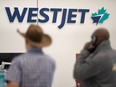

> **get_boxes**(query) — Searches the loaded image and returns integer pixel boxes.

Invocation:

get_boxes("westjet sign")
[5,7,110,29]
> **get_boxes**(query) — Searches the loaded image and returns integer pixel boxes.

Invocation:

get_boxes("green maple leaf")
[98,7,106,15]
[92,13,97,16]
[91,7,110,23]
[99,13,110,23]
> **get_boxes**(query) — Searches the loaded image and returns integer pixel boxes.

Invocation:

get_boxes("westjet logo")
[5,7,109,29]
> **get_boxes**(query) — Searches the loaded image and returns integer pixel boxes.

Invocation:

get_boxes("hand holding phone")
[91,35,97,45]
[84,42,95,53]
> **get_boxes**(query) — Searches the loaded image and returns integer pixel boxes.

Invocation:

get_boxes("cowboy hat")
[17,24,52,48]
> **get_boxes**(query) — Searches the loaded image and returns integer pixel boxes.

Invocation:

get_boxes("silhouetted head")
[17,24,52,50]
[91,28,110,46]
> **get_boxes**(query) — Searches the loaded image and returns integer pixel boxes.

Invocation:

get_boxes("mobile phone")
[91,35,96,45]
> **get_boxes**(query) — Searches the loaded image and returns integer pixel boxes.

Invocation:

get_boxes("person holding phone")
[73,28,116,87]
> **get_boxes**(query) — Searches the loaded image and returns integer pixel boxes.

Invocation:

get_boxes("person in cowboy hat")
[5,24,56,87]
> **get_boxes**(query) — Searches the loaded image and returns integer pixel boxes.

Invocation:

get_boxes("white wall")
[0,0,116,87]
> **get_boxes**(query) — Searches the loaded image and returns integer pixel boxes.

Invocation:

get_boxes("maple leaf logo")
[91,7,110,24]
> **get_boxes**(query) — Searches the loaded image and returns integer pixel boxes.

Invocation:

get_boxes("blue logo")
[5,7,89,29]
[5,7,110,29]
[91,7,110,24]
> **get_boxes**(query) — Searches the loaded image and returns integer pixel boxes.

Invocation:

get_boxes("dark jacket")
[73,40,116,87]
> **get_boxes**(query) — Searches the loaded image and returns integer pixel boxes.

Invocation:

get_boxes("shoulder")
[45,54,55,63]
[111,49,116,55]
[43,54,56,67]
[91,51,112,66]
[11,53,27,65]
